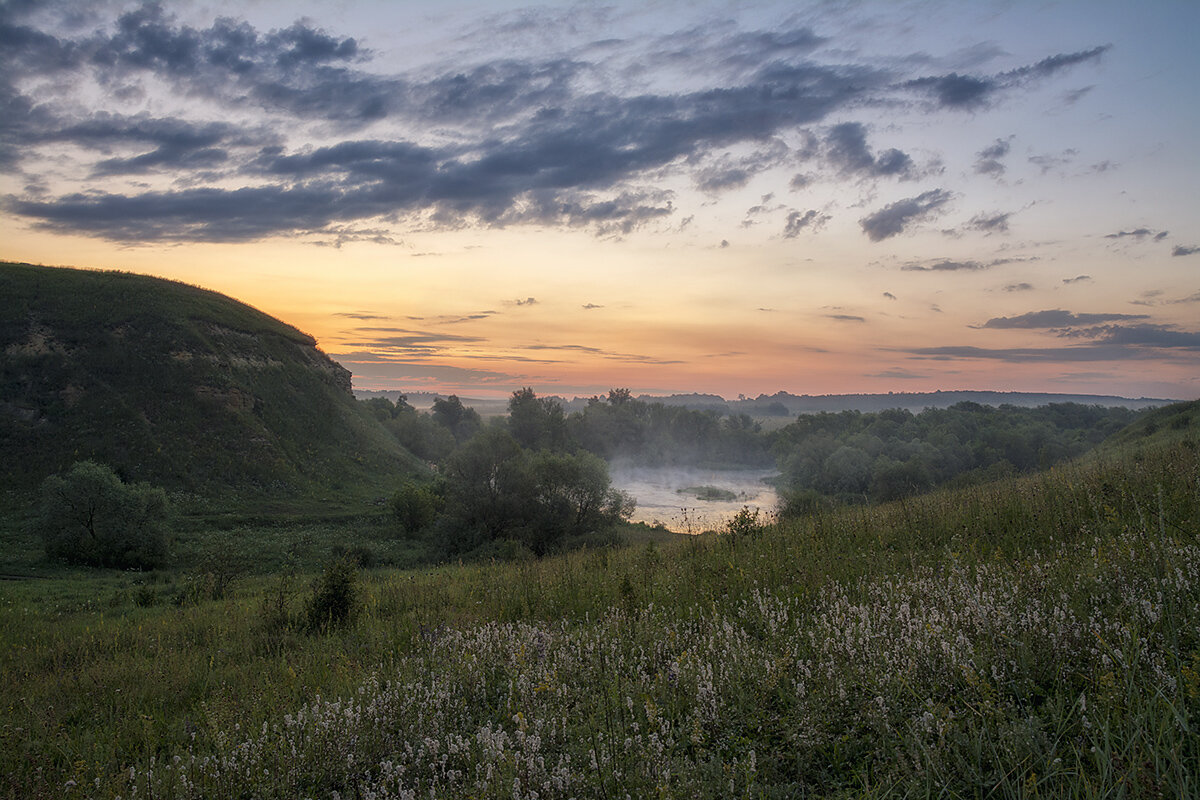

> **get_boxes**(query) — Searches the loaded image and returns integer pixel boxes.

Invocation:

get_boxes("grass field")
[1,428,1197,797]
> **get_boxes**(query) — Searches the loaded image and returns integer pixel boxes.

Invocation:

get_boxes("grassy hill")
[0,262,423,509]
[1095,397,1199,451]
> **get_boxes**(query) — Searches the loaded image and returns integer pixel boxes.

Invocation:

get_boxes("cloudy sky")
[3,0,1198,399]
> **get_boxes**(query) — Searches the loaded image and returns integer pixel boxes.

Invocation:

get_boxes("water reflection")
[609,465,779,533]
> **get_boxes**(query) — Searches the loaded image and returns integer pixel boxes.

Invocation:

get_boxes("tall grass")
[1,438,1196,798]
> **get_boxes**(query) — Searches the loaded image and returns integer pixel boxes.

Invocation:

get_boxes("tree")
[35,460,169,569]
[431,395,483,443]
[442,428,532,549]
[440,431,633,556]
[525,450,634,552]
[507,387,566,451]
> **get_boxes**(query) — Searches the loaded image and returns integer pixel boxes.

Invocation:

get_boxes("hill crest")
[1,262,419,505]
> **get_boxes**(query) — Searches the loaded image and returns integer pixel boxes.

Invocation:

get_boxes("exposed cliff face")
[0,262,420,502]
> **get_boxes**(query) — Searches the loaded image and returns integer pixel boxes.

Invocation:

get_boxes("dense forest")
[361,388,1144,555]
[769,402,1140,509]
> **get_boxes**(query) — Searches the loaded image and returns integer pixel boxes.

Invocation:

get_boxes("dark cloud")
[1029,150,1076,174]
[5,107,269,177]
[980,309,1149,329]
[434,312,498,324]
[1011,47,1110,80]
[826,314,865,322]
[782,208,829,237]
[7,184,357,241]
[309,225,402,248]
[0,5,1111,242]
[789,173,814,190]
[334,312,387,320]
[1062,275,1092,284]
[902,73,994,109]
[582,303,603,310]
[1104,228,1166,240]
[902,259,984,272]
[822,122,914,179]
[329,352,524,386]
[974,136,1012,176]
[742,194,785,226]
[696,142,790,193]
[860,189,953,241]
[964,211,1011,234]
[1129,289,1164,307]
[902,321,1200,363]
[900,256,1023,272]
[339,329,484,358]
[1172,245,1200,256]
[1061,86,1094,105]
[1003,282,1034,292]
[902,46,1108,109]
[510,297,538,306]
[904,345,1112,363]
[647,24,828,77]
[1063,324,1200,349]
[867,368,927,379]
[523,343,683,365]
[882,291,896,300]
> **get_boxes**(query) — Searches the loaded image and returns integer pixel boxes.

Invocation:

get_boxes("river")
[609,464,779,533]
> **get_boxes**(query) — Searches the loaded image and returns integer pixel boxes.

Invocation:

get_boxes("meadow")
[2,423,1197,798]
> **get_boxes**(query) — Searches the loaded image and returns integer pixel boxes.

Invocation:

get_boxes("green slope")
[1095,396,1200,451]
[0,262,423,508]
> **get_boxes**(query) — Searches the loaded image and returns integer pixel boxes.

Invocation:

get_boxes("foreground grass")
[1,437,1197,798]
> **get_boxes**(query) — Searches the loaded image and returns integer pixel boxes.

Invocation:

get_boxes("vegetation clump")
[304,557,359,632]
[725,505,766,541]
[33,460,169,569]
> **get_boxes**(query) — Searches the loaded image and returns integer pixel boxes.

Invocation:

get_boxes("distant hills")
[728,390,1173,415]
[1,262,422,506]
[356,388,1174,417]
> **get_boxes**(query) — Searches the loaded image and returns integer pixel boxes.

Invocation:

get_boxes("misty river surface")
[609,465,779,533]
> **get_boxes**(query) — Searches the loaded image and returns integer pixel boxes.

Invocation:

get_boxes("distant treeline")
[364,390,1145,536]
[364,388,774,469]
[769,402,1141,511]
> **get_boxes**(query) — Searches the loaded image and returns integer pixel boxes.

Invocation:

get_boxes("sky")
[2,0,1198,400]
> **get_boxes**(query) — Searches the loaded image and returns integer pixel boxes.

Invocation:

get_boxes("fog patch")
[609,463,778,533]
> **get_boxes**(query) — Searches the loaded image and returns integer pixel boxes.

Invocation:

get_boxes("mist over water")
[609,463,779,533]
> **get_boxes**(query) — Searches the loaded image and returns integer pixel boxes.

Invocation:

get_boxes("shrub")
[725,505,766,541]
[34,460,169,569]
[305,557,358,632]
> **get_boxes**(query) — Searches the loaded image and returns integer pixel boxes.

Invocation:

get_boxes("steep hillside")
[1,262,423,506]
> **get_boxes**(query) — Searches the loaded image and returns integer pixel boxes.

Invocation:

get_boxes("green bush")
[34,460,169,569]
[304,558,358,633]
[725,505,766,541]
[391,480,442,536]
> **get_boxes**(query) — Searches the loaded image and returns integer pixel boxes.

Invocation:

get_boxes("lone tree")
[34,460,169,569]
